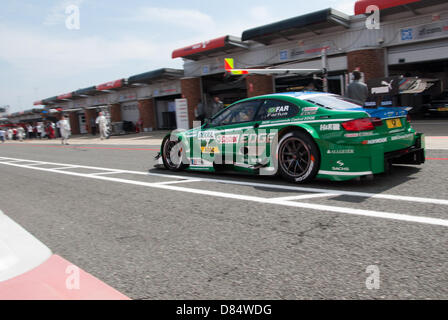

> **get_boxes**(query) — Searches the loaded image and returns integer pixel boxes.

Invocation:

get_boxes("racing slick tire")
[161,136,188,171]
[277,131,320,183]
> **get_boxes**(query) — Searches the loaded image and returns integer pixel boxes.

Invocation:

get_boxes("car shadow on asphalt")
[148,165,421,197]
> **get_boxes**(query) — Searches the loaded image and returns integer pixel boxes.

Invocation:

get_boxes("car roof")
[245,92,333,102]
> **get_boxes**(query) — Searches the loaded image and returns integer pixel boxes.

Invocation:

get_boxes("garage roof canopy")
[242,8,350,45]
[354,0,447,16]
[128,68,184,85]
[172,35,248,60]
[41,96,58,105]
[73,86,99,97]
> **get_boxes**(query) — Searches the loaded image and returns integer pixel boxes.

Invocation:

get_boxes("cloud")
[129,7,215,32]
[0,24,160,77]
[249,6,272,22]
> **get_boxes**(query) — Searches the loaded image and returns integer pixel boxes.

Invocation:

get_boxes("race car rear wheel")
[277,131,320,183]
[161,136,187,171]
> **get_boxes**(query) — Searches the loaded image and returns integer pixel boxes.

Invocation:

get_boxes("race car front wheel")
[277,131,320,183]
[161,136,187,171]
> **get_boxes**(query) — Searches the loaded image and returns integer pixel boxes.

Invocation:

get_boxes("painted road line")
[88,171,124,176]
[1,156,448,206]
[152,179,204,185]
[3,144,159,151]
[52,166,80,170]
[1,161,448,228]
[272,193,339,201]
[0,156,196,181]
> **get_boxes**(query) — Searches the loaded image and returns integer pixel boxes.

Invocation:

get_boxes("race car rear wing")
[224,58,323,76]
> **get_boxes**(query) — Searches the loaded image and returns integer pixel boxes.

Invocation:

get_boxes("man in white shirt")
[95,112,109,140]
[17,126,25,142]
[0,128,5,143]
[58,115,71,145]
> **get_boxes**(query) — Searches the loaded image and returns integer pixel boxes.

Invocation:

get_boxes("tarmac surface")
[0,120,447,299]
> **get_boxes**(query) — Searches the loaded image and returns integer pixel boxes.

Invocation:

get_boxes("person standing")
[48,122,55,139]
[27,124,33,139]
[95,112,109,140]
[211,96,224,117]
[58,115,71,145]
[7,128,13,141]
[17,126,25,142]
[195,100,205,123]
[346,70,369,106]
[0,128,5,143]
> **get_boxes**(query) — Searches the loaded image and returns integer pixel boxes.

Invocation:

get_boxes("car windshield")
[304,95,363,110]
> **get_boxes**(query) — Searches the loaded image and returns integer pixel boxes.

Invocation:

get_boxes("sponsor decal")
[295,158,314,182]
[331,160,350,172]
[296,116,316,121]
[366,137,388,145]
[217,134,239,144]
[201,146,220,154]
[198,131,216,140]
[190,159,203,166]
[345,133,359,138]
[241,133,276,144]
[327,149,355,155]
[265,105,290,119]
[359,131,377,137]
[344,132,377,138]
[320,123,341,131]
[301,107,319,116]
[391,133,414,141]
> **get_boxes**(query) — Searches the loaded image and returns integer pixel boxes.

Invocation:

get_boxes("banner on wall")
[175,98,189,130]
[400,20,448,42]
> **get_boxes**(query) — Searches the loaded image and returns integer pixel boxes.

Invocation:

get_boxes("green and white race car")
[156,92,425,183]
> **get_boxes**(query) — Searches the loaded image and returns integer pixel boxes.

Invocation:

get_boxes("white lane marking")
[1,156,448,206]
[88,171,123,176]
[52,166,80,170]
[0,160,32,164]
[153,179,203,185]
[1,160,448,228]
[272,193,339,201]
[0,157,192,181]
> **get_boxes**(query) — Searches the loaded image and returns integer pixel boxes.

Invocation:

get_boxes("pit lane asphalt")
[0,142,447,299]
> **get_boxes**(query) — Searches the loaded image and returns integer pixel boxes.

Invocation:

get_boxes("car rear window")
[304,95,363,110]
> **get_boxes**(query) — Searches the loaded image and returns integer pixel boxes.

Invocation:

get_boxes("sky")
[0,0,356,113]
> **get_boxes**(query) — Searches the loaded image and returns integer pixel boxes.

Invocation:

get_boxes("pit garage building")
[173,0,448,122]
[17,0,448,132]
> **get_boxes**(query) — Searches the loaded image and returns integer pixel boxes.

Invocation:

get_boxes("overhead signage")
[285,41,334,61]
[400,20,448,42]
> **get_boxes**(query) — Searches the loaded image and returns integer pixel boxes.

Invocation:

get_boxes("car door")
[203,100,263,165]
[252,99,302,165]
